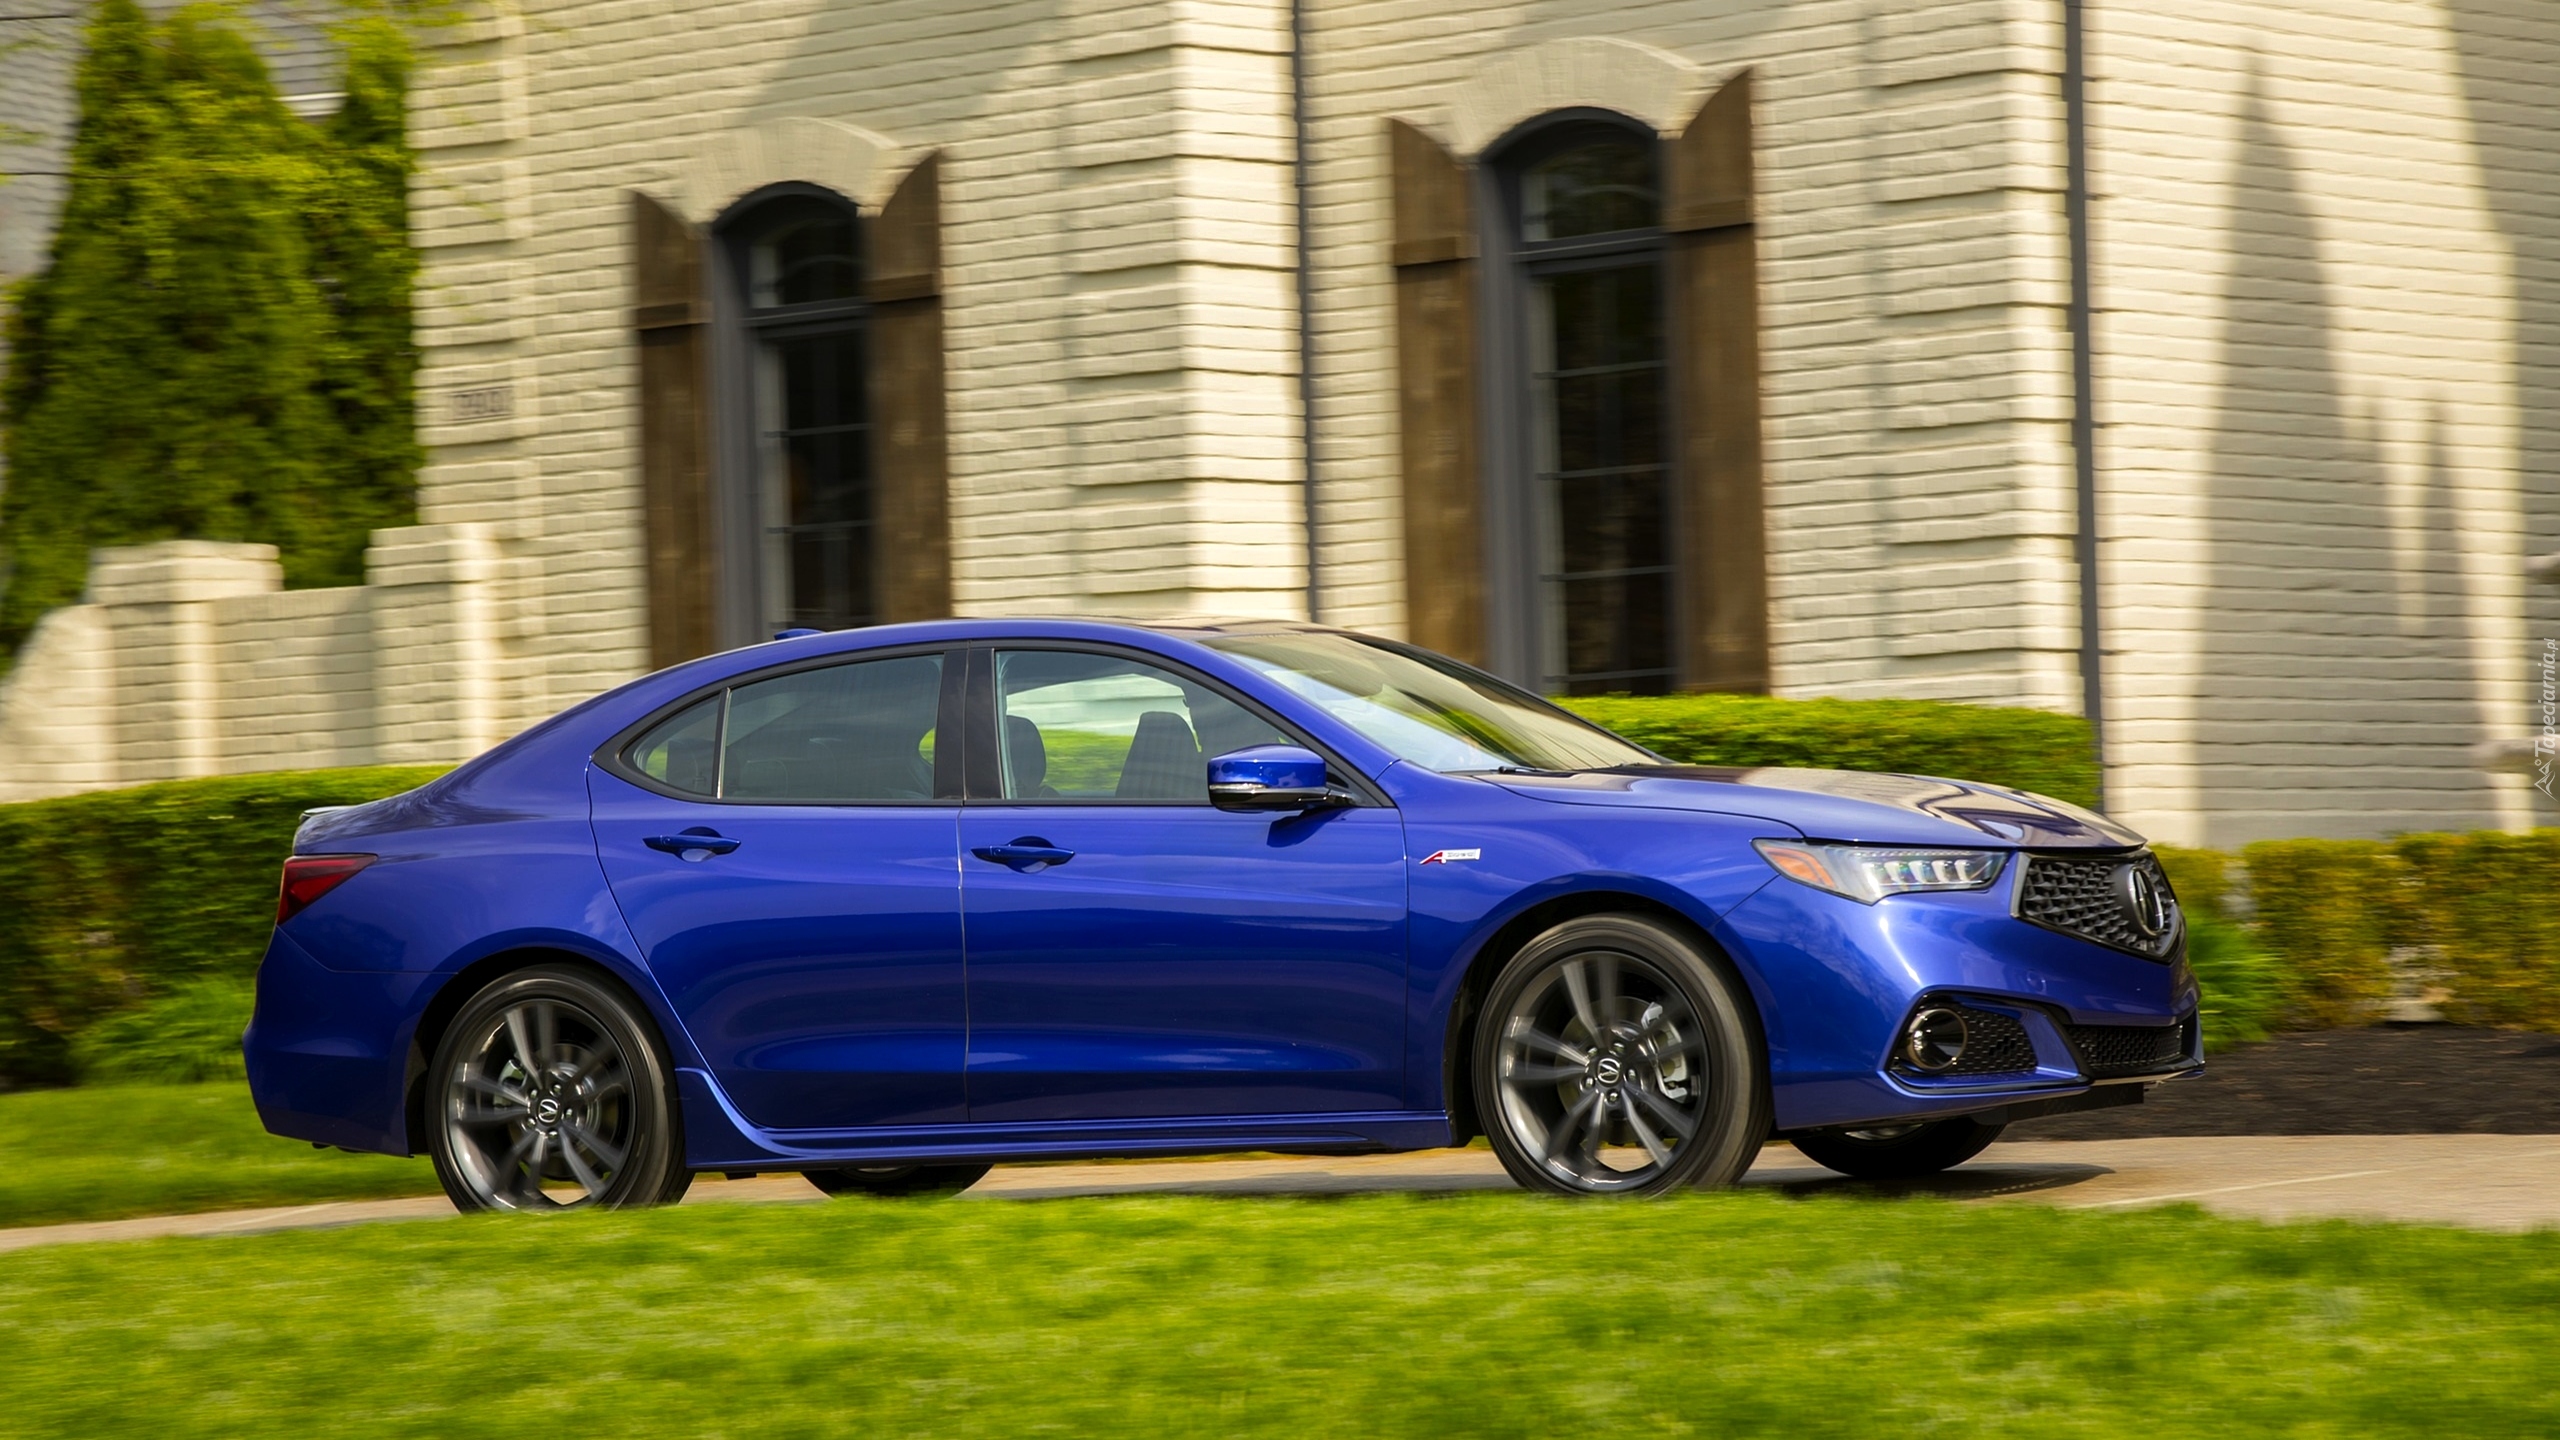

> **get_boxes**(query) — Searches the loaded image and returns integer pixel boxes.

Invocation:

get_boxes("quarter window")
[993,651,1286,802]
[627,695,722,796]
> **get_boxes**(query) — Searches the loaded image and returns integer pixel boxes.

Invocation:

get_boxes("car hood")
[1490,766,2146,850]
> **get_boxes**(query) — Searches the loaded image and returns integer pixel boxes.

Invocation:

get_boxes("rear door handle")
[971,837,1075,872]
[645,828,741,859]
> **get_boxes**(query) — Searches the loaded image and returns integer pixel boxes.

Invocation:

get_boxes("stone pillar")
[368,523,502,765]
[87,542,284,785]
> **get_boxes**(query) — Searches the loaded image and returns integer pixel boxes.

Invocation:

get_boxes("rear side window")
[723,653,945,801]
[628,696,722,796]
[619,652,947,802]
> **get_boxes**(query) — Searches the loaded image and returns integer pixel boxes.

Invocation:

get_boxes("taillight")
[277,854,376,923]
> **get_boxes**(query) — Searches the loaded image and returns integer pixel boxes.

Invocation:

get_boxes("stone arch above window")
[1445,37,1703,158]
[671,116,905,226]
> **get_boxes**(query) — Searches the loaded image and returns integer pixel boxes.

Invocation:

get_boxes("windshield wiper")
[1482,764,1574,777]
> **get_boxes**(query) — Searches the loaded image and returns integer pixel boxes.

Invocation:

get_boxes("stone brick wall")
[2086,0,2556,844]
[0,532,501,802]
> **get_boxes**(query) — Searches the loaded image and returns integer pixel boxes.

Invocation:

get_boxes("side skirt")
[676,1069,1457,1170]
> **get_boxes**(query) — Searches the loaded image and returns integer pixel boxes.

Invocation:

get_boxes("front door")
[592,648,966,1133]
[957,646,1410,1122]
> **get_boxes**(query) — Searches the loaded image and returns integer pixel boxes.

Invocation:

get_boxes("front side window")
[1502,121,1674,696]
[1207,631,1656,774]
[994,650,1287,802]
[726,190,873,634]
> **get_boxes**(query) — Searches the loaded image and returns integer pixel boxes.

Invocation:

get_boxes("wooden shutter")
[632,191,718,668]
[1664,69,1771,693]
[866,151,952,623]
[1389,120,1485,665]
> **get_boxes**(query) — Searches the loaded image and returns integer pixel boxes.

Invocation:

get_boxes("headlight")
[1752,840,2008,903]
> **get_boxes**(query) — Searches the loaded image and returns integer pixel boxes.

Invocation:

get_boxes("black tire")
[1790,1116,2005,1180]
[802,1163,993,1198]
[426,964,693,1212]
[1473,914,1769,1197]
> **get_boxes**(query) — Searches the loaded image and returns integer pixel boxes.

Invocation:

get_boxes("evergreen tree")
[302,14,420,590]
[0,1,418,654]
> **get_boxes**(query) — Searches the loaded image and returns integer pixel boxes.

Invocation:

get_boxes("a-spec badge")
[1419,848,1482,865]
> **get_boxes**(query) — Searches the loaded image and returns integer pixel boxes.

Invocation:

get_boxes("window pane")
[995,650,1284,802]
[761,328,872,632]
[1530,258,1672,693]
[721,654,945,802]
[747,199,860,308]
[627,696,722,796]
[1522,137,1657,242]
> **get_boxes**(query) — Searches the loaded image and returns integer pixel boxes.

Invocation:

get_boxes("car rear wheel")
[802,1163,992,1198]
[427,965,693,1213]
[1790,1116,2004,1179]
[1475,914,1769,1197]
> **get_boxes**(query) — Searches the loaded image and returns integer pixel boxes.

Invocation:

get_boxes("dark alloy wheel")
[1790,1116,2004,1180]
[802,1163,993,1198]
[427,965,693,1212]
[1474,914,1769,1197]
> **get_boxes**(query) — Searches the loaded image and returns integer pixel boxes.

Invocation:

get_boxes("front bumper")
[1720,862,2202,1132]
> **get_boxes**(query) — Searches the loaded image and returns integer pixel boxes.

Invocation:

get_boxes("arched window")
[721,187,874,633]
[1492,117,1673,696]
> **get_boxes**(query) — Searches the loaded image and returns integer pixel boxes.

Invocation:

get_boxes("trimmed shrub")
[2237,838,2404,1030]
[1560,694,2098,809]
[0,766,447,1089]
[2395,829,2560,1031]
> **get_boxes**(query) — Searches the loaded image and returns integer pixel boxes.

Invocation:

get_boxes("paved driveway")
[5,1134,2555,1255]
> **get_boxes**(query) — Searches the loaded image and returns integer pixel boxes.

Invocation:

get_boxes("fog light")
[1902,1007,1969,1073]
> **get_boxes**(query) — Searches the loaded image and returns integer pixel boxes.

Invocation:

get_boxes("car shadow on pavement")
[1745,1161,2116,1202]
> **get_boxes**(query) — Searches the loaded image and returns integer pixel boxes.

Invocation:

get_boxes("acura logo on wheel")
[2116,864,2177,938]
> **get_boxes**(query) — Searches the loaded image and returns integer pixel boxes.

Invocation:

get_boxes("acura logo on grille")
[2115,864,2177,939]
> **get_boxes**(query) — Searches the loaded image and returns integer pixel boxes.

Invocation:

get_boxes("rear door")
[956,645,1410,1122]
[592,648,967,1133]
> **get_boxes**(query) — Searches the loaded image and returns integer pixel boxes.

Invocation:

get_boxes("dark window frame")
[713,182,878,639]
[1479,110,1680,697]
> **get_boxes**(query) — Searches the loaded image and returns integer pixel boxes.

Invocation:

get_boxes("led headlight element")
[1752,840,2008,904]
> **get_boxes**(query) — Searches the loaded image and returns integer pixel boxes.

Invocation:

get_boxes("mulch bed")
[2003,1026,2560,1139]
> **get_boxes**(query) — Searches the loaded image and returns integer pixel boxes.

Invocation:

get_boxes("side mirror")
[1206,744,1346,812]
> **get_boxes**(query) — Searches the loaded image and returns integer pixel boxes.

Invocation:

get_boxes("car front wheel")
[1790,1116,2004,1179]
[427,964,693,1212]
[1475,914,1770,1197]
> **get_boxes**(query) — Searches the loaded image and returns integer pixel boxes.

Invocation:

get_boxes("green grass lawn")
[3,1194,2557,1436]
[0,1081,437,1228]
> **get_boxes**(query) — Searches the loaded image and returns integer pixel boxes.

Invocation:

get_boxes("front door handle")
[971,837,1075,872]
[645,827,741,860]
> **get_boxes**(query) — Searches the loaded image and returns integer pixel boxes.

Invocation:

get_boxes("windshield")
[1205,631,1660,774]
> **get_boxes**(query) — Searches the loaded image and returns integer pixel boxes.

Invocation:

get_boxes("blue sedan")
[247,619,2200,1207]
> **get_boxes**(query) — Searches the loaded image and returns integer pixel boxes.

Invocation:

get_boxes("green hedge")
[0,766,447,1089]
[1560,694,2100,808]
[2158,831,2560,1045]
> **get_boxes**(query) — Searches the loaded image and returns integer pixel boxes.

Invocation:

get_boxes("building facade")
[1,0,2553,849]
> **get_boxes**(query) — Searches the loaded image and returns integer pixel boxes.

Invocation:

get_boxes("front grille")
[1908,1003,2039,1078]
[2018,851,2180,960]
[2067,1020,2192,1078]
